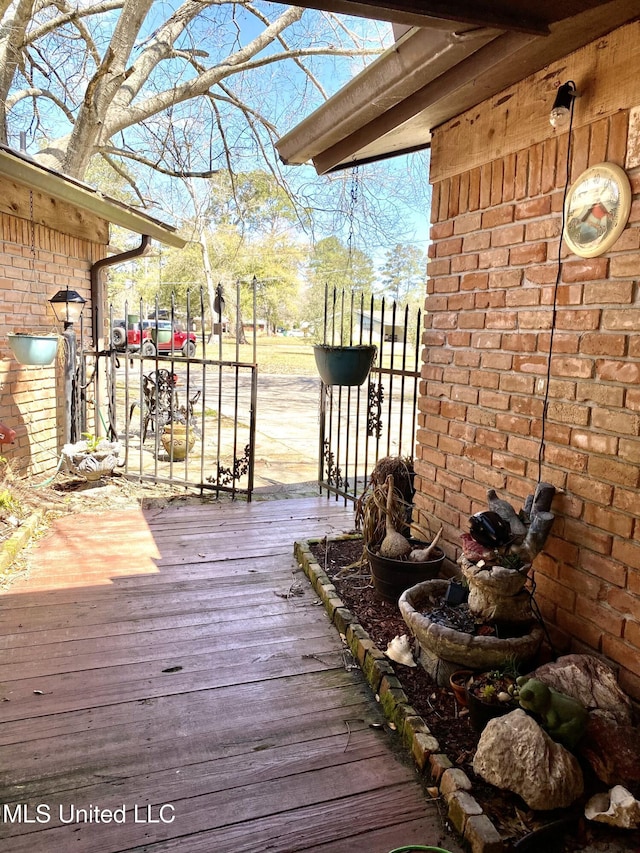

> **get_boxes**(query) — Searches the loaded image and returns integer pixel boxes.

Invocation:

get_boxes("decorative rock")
[533,654,633,725]
[473,709,584,810]
[580,714,640,787]
[585,785,640,829]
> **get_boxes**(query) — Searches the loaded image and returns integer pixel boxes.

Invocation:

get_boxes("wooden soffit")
[276,0,640,174]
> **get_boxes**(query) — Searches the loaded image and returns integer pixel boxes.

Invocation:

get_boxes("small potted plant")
[465,664,521,732]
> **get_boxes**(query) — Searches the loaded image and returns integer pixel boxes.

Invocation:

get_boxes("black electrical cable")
[536,82,576,484]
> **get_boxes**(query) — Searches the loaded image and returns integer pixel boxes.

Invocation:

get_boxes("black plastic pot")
[366,541,445,605]
[313,344,377,386]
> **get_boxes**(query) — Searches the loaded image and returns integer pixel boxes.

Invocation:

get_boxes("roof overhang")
[276,0,640,174]
[0,146,187,248]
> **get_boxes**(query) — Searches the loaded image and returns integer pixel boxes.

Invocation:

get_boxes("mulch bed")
[309,536,640,853]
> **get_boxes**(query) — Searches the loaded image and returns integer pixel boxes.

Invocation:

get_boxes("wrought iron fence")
[318,287,422,503]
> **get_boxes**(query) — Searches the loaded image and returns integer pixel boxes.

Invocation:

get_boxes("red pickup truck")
[111,319,197,358]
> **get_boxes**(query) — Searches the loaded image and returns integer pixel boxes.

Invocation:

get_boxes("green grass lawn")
[214,336,318,375]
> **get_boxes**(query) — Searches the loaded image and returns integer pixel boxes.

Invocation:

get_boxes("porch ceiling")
[275,0,640,173]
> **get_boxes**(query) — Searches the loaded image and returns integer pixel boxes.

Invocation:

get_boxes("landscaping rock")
[533,654,632,725]
[580,714,640,788]
[473,709,584,810]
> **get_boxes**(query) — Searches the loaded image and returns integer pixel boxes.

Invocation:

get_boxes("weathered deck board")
[0,497,462,853]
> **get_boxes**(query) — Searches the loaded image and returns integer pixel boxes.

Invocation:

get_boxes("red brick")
[448,173,460,218]
[462,231,490,252]
[503,152,516,201]
[499,373,534,393]
[584,504,634,538]
[479,162,492,209]
[579,333,626,357]
[505,288,541,307]
[550,356,593,378]
[531,421,572,446]
[555,608,603,651]
[607,109,628,165]
[596,359,640,384]
[619,438,640,466]
[453,350,481,367]
[589,117,609,164]
[564,518,613,555]
[468,167,480,211]
[458,169,470,214]
[608,587,640,621]
[475,428,507,450]
[579,550,626,587]
[602,636,640,678]
[524,264,560,284]
[506,434,539,458]
[541,136,557,193]
[491,158,504,207]
[592,408,640,436]
[548,332,580,354]
[512,354,548,374]
[478,389,510,410]
[517,310,554,330]
[543,445,588,472]
[588,456,639,488]
[602,309,640,332]
[510,242,547,265]
[454,212,482,234]
[451,254,479,273]
[576,381,625,407]
[576,597,624,637]
[448,292,475,311]
[464,444,492,466]
[525,218,562,241]
[491,451,527,475]
[442,367,470,384]
[460,271,488,291]
[515,196,551,220]
[556,309,601,331]
[482,205,514,228]
[437,178,450,222]
[495,413,531,435]
[426,258,451,277]
[584,280,634,303]
[478,247,509,268]
[570,431,618,456]
[430,221,454,240]
[487,269,522,290]
[561,258,609,282]
[491,223,525,247]
[612,539,640,570]
[471,331,502,349]
[475,291,506,309]
[447,332,472,347]
[626,389,640,411]
[534,574,576,612]
[436,237,463,257]
[515,149,529,198]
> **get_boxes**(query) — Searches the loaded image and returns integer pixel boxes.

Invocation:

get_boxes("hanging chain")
[29,190,36,283]
[346,165,359,269]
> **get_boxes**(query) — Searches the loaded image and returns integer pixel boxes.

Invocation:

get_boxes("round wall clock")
[563,162,631,258]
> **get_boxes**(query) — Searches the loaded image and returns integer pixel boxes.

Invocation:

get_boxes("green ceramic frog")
[517,676,588,749]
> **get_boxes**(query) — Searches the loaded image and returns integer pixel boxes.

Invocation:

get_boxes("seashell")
[585,785,640,829]
[384,634,417,667]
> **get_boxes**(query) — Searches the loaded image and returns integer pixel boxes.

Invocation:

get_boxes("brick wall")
[0,204,105,476]
[418,31,640,697]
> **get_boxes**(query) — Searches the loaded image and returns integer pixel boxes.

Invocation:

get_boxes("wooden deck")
[0,497,461,852]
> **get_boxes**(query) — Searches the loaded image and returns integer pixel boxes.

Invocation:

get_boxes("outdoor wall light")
[550,81,577,129]
[49,287,86,328]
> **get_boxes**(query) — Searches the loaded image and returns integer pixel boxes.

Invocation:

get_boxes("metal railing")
[318,287,422,503]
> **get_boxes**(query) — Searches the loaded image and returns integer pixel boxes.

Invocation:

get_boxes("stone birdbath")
[399,482,556,685]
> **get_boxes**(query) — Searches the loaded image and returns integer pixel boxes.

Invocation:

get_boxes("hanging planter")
[313,344,377,386]
[7,333,59,366]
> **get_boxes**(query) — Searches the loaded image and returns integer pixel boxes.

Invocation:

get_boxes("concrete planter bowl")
[8,333,59,366]
[399,579,544,675]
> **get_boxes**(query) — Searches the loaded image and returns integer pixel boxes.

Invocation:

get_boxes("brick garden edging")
[294,535,505,853]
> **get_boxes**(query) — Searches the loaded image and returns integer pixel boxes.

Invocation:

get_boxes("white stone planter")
[62,440,122,481]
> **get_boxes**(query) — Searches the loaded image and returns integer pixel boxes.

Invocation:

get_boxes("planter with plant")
[465,664,521,732]
[356,457,445,605]
[62,433,122,481]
